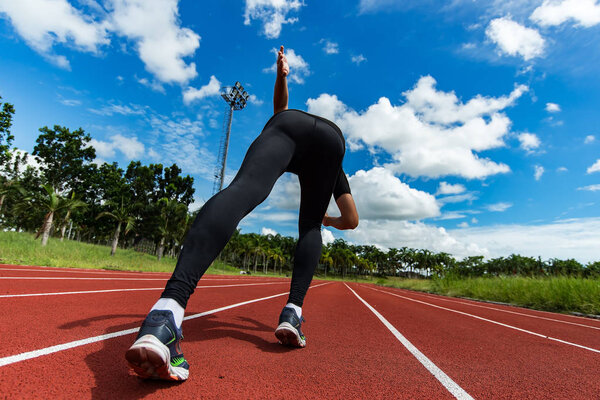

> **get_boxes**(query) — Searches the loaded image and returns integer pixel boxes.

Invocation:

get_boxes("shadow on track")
[61,312,294,399]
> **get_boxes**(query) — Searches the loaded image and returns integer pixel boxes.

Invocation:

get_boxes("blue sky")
[0,0,599,262]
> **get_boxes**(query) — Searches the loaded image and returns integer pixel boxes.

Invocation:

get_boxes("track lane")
[350,283,600,399]
[0,282,457,399]
[364,285,600,350]
[0,280,297,358]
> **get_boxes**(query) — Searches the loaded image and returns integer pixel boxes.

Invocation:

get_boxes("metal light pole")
[213,81,249,194]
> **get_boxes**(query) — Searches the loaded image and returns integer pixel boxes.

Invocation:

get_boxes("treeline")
[1,96,598,277]
[220,234,600,278]
[0,96,196,259]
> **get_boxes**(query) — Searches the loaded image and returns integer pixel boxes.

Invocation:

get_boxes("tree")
[32,125,95,192]
[0,96,15,166]
[96,198,136,256]
[156,197,188,261]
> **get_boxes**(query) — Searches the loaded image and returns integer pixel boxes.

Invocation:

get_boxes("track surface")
[0,264,598,399]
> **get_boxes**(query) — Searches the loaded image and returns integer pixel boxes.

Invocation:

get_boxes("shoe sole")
[125,334,189,381]
[275,322,306,348]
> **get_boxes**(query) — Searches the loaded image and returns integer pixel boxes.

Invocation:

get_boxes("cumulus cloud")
[243,0,303,39]
[534,164,544,180]
[183,75,221,105]
[486,202,512,212]
[90,133,145,160]
[307,76,527,179]
[557,166,568,172]
[261,227,278,236]
[587,159,600,174]
[486,17,545,61]
[518,132,541,152]
[577,184,600,191]
[584,135,596,144]
[531,0,600,28]
[248,94,264,106]
[322,228,335,245]
[436,182,466,195]
[348,167,440,221]
[264,47,310,84]
[0,0,109,68]
[0,0,201,84]
[136,76,166,93]
[107,0,200,84]
[345,219,487,260]
[320,39,339,54]
[452,217,600,263]
[545,102,561,112]
[351,54,367,65]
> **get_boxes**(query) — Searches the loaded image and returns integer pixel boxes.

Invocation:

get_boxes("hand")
[277,45,289,78]
[322,213,331,227]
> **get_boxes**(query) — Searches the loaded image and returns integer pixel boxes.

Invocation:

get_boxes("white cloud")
[136,76,165,93]
[243,0,303,39]
[517,132,541,152]
[107,0,200,84]
[534,164,545,180]
[452,217,600,263]
[351,54,367,65]
[0,0,109,69]
[458,221,469,228]
[577,184,600,191]
[0,0,200,84]
[307,76,527,179]
[545,102,561,112]
[587,159,600,174]
[557,166,568,172]
[89,103,147,116]
[90,133,145,160]
[584,135,596,144]
[320,39,339,54]
[437,182,466,195]
[59,98,82,107]
[183,75,221,105]
[531,0,600,28]
[358,0,403,13]
[436,192,478,205]
[345,219,487,260]
[248,94,264,106]
[486,17,545,61]
[348,167,440,221]
[261,227,278,236]
[322,228,335,245]
[486,202,512,212]
[264,47,310,84]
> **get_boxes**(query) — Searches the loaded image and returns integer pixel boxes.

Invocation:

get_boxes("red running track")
[0,264,598,399]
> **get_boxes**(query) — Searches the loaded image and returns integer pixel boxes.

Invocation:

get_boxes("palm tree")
[156,198,188,261]
[58,191,85,241]
[16,184,86,246]
[96,198,136,256]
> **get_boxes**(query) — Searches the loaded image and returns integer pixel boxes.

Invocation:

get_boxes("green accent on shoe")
[165,326,176,345]
[171,356,186,367]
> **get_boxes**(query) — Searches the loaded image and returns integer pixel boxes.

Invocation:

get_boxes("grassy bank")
[377,275,600,315]
[0,231,237,274]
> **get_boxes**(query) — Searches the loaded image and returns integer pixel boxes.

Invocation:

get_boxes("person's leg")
[127,125,295,380]
[160,130,296,311]
[275,119,344,347]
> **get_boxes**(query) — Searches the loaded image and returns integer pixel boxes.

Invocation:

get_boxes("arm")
[322,193,359,230]
[273,45,289,115]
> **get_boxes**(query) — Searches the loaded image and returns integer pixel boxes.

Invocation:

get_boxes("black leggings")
[161,109,345,308]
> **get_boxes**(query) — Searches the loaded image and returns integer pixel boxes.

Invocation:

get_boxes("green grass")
[374,274,600,316]
[0,231,235,274]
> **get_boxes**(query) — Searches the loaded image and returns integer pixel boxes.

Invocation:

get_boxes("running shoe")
[125,310,189,381]
[275,307,306,348]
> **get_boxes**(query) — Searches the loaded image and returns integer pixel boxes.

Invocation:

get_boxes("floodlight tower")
[213,81,249,194]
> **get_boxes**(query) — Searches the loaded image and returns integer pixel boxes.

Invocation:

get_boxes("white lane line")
[0,282,288,298]
[345,284,473,400]
[366,285,600,354]
[0,276,277,282]
[0,267,170,276]
[385,287,600,331]
[0,282,330,367]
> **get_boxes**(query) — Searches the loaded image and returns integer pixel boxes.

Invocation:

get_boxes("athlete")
[125,45,359,381]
